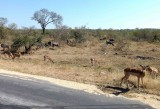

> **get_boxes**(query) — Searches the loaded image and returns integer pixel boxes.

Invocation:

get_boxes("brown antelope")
[120,65,147,90]
[145,65,159,79]
[44,55,54,64]
[67,39,76,46]
[2,50,14,59]
[90,58,95,66]
[12,52,21,60]
[90,58,100,66]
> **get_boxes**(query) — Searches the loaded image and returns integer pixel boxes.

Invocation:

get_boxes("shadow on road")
[100,85,130,96]
[107,86,130,96]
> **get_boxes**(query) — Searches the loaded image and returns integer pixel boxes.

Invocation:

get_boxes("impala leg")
[122,75,129,88]
[120,76,125,86]
[126,80,129,89]
[125,76,130,89]
[138,77,140,90]
[141,77,143,88]
[120,75,128,86]
[44,56,46,61]
[154,73,156,79]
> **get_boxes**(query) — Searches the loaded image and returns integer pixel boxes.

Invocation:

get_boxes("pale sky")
[0,0,160,29]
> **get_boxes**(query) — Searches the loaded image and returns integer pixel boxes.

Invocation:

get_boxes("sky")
[0,0,160,29]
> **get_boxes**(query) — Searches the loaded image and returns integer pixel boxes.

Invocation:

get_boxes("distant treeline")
[44,28,160,43]
[1,26,160,44]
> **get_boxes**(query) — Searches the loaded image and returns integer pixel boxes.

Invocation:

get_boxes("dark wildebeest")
[106,39,115,46]
[45,41,59,47]
[1,44,10,51]
[52,42,59,47]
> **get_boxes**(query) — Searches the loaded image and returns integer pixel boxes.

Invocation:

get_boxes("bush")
[114,39,130,52]
[12,35,42,52]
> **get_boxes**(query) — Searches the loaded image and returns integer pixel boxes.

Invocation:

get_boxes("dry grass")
[0,40,160,95]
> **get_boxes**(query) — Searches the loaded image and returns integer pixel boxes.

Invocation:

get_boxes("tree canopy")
[32,8,63,34]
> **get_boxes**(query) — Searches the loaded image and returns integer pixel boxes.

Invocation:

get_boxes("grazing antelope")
[2,50,14,58]
[90,58,95,66]
[67,39,76,46]
[12,52,21,60]
[145,65,159,79]
[120,65,146,90]
[44,55,54,64]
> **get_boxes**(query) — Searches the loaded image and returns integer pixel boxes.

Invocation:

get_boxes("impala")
[90,58,95,66]
[2,50,14,59]
[145,65,159,79]
[120,65,146,90]
[12,52,21,60]
[44,55,54,64]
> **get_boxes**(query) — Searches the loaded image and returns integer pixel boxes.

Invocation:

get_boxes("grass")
[0,40,160,95]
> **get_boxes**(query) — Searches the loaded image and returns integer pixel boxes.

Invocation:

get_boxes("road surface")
[0,72,154,109]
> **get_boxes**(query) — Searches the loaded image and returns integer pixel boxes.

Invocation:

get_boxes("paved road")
[0,73,154,109]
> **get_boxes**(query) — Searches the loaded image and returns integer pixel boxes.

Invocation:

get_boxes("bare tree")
[32,8,63,34]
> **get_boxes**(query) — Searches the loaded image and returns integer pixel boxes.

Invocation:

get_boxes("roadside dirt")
[0,69,159,109]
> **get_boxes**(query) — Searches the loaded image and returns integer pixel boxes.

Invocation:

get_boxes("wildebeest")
[45,41,59,47]
[106,39,115,46]
[109,39,115,42]
[0,44,10,51]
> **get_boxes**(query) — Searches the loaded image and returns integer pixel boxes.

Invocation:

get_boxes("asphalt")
[0,73,154,109]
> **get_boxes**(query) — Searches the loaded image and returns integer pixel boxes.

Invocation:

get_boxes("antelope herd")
[0,41,159,91]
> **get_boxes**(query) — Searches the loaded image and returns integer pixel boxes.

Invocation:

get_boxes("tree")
[8,23,17,30]
[0,17,8,39]
[0,17,7,27]
[32,8,63,34]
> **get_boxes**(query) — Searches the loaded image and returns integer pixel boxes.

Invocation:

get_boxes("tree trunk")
[42,27,45,35]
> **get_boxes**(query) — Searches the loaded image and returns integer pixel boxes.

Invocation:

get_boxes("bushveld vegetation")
[1,25,160,93]
[0,13,160,97]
